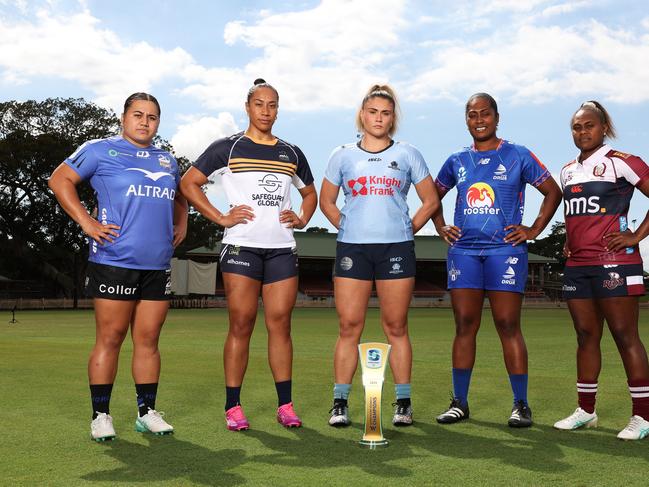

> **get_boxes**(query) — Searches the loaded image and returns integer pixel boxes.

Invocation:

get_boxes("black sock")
[225,386,241,411]
[90,384,113,419]
[334,398,348,406]
[135,383,158,417]
[275,380,292,407]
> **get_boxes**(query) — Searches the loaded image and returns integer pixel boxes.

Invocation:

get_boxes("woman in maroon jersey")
[555,100,649,440]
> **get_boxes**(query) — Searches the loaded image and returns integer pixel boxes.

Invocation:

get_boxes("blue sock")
[509,374,528,405]
[395,383,411,400]
[334,383,351,401]
[452,368,472,407]
[275,380,292,407]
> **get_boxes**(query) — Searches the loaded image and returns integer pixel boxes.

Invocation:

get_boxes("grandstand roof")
[186,231,556,263]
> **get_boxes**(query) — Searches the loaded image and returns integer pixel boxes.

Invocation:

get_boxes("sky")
[2,0,649,267]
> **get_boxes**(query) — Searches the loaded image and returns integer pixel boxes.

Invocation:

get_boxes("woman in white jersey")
[320,84,439,427]
[180,79,317,431]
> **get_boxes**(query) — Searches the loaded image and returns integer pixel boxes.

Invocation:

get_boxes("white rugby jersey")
[194,132,314,248]
[560,144,649,266]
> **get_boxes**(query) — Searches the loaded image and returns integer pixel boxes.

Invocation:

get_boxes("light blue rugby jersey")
[435,140,550,256]
[64,136,180,270]
[324,141,430,243]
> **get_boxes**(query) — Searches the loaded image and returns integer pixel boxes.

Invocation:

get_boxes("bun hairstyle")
[465,92,498,117]
[356,84,400,137]
[123,92,161,116]
[574,100,616,139]
[246,78,279,103]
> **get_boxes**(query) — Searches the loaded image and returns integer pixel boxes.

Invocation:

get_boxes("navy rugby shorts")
[562,263,645,299]
[334,241,416,280]
[219,245,298,284]
[85,262,171,300]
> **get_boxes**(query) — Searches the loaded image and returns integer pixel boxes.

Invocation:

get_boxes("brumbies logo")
[603,272,624,290]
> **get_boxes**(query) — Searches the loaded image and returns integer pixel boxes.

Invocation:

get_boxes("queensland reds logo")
[593,163,606,177]
[464,182,500,215]
[347,177,368,196]
[603,271,624,290]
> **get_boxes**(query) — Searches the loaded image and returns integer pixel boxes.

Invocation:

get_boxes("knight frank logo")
[348,176,368,196]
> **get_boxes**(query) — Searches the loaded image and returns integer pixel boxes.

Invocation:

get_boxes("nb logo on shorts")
[505,256,519,265]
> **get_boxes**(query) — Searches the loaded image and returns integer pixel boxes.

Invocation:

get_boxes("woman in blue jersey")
[180,79,317,431]
[433,93,561,427]
[49,92,188,441]
[320,84,439,427]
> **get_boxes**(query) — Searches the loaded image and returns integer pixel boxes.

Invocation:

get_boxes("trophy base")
[359,439,389,449]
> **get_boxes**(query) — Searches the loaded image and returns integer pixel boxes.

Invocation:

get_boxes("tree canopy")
[0,97,221,297]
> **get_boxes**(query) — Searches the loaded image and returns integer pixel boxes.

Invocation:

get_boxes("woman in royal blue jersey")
[320,84,439,427]
[49,93,188,441]
[554,101,649,440]
[433,93,561,427]
[180,79,317,431]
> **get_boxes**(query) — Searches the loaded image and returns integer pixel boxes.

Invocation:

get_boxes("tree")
[0,98,120,296]
[306,226,329,233]
[528,221,566,269]
[0,97,222,297]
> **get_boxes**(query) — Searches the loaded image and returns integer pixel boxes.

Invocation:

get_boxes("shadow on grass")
[81,435,247,486]
[245,426,421,478]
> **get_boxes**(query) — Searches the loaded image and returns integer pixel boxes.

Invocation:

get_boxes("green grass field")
[2,307,649,486]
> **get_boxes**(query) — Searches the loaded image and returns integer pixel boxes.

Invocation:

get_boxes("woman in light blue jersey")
[49,93,188,442]
[432,92,561,428]
[320,84,439,427]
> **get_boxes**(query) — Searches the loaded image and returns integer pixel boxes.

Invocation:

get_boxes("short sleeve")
[435,154,457,190]
[520,147,551,187]
[324,146,345,187]
[614,154,649,188]
[64,141,99,180]
[193,137,232,178]
[292,145,314,189]
[406,145,430,185]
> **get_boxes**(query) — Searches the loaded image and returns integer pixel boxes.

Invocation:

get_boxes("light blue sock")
[395,383,411,400]
[333,383,351,401]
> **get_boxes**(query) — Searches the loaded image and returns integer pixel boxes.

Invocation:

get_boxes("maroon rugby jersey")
[560,144,649,266]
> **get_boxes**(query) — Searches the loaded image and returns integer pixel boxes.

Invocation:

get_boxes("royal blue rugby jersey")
[324,141,430,243]
[193,132,314,248]
[65,136,180,269]
[435,140,550,256]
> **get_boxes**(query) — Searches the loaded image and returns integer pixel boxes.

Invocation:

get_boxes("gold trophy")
[358,342,391,449]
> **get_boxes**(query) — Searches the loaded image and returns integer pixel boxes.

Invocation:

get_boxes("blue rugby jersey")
[435,140,550,256]
[324,141,430,243]
[65,136,180,269]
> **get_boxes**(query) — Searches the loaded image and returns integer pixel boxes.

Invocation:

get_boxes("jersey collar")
[576,144,611,166]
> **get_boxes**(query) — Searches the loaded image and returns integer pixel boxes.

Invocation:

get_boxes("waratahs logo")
[348,177,368,196]
[464,182,500,215]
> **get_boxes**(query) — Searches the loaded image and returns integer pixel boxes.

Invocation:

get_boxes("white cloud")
[404,20,649,104]
[541,1,588,17]
[180,0,408,111]
[0,8,195,111]
[170,113,239,161]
